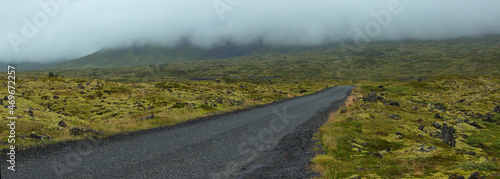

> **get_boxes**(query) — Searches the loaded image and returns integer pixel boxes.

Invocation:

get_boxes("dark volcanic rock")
[58,120,67,127]
[449,173,465,179]
[433,122,442,129]
[468,121,482,129]
[388,114,401,120]
[29,133,52,140]
[434,103,446,111]
[441,123,456,147]
[467,151,477,156]
[467,172,480,179]
[483,113,495,123]
[386,101,400,107]
[364,92,383,103]
[435,113,442,119]
[418,124,425,131]
[494,105,500,113]
[48,72,56,77]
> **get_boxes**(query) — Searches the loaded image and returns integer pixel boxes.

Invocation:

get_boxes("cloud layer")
[1,0,500,62]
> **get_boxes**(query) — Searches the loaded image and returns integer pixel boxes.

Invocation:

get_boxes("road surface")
[2,86,352,179]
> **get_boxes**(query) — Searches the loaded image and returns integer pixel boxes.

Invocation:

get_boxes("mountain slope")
[49,42,261,70]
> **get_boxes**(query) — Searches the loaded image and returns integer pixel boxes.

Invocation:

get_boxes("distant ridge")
[49,42,261,70]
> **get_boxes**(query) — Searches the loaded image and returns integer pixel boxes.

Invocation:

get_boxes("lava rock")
[434,103,446,111]
[58,120,67,127]
[441,123,456,147]
[467,172,480,179]
[395,132,403,136]
[494,105,500,113]
[483,113,495,123]
[419,148,430,152]
[29,133,52,140]
[464,118,470,123]
[48,72,56,77]
[388,114,401,120]
[435,113,442,119]
[364,92,383,103]
[418,124,425,131]
[387,101,400,107]
[467,151,477,156]
[433,122,442,129]
[449,173,465,179]
[468,121,482,129]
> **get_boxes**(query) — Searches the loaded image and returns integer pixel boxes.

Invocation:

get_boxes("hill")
[37,35,500,81]
[49,42,262,70]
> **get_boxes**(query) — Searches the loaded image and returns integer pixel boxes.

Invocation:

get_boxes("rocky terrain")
[313,76,500,178]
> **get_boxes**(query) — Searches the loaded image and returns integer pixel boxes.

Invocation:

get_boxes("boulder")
[494,105,500,113]
[386,101,400,107]
[364,92,383,102]
[418,124,425,131]
[388,114,401,120]
[58,120,67,127]
[483,113,495,123]
[441,123,456,147]
[468,121,482,129]
[433,122,442,129]
[467,172,480,179]
[48,72,56,77]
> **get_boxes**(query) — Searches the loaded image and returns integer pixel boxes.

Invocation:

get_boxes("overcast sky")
[1,0,500,63]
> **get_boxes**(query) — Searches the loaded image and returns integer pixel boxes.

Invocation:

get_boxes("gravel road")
[2,86,352,179]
